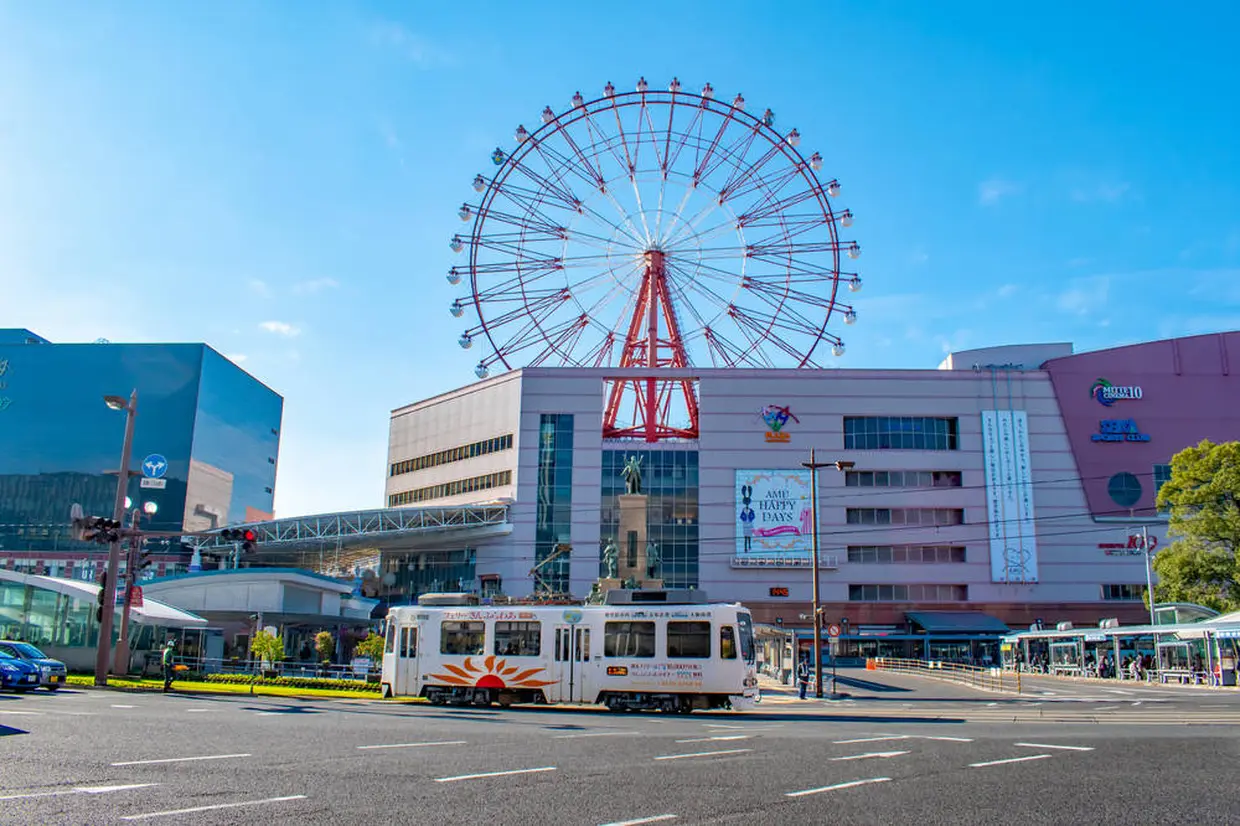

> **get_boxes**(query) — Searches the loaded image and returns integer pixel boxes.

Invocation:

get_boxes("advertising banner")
[734,469,814,567]
[981,410,1039,583]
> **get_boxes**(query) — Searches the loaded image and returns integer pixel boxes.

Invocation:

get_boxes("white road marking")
[0,783,157,802]
[111,753,251,766]
[986,702,998,707]
[1132,701,1143,707]
[833,735,908,744]
[435,766,556,783]
[653,748,753,761]
[970,754,1052,768]
[120,795,306,820]
[786,777,891,797]
[1014,742,1094,751]
[0,709,41,715]
[599,816,677,826]
[112,704,137,709]
[356,740,467,750]
[918,736,974,742]
[553,731,640,739]
[830,750,909,762]
[1103,688,1136,696]
[1093,705,1121,711]
[184,709,210,714]
[674,735,750,743]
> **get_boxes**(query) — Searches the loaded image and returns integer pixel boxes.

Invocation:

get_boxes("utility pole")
[1142,524,1156,627]
[95,390,137,687]
[801,449,855,698]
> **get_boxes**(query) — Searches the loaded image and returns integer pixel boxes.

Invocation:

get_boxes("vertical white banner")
[981,410,1039,583]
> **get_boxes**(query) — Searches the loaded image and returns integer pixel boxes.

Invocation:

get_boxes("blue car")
[0,650,41,692]
[0,641,68,690]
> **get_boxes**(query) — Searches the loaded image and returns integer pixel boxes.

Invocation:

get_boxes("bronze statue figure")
[621,454,643,495]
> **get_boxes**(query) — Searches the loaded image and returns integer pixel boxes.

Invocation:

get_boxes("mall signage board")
[734,469,813,567]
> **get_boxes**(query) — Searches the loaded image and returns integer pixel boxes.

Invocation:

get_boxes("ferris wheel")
[448,77,863,441]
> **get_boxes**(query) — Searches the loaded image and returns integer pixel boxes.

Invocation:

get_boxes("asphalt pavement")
[2,669,1238,825]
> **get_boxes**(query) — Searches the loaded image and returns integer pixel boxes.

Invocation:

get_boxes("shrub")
[202,673,381,692]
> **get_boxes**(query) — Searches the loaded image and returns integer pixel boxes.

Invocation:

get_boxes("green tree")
[250,630,286,667]
[1153,439,1240,611]
[353,632,385,662]
[314,630,335,664]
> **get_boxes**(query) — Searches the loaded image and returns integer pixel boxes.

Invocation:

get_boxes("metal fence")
[145,654,378,682]
[868,657,1016,693]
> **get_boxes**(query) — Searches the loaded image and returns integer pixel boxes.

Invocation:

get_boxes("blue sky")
[2,2,1237,517]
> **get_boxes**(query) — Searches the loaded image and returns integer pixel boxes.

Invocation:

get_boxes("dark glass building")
[0,331,283,579]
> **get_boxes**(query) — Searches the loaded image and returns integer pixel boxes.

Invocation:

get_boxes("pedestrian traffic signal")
[220,527,257,552]
[95,571,108,623]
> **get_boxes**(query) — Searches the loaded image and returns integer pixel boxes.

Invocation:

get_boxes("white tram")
[380,589,759,712]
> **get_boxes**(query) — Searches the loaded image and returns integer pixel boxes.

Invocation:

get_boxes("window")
[667,621,711,658]
[845,470,962,488]
[388,469,513,507]
[843,416,959,451]
[494,621,541,656]
[847,545,967,564]
[848,584,968,601]
[1154,464,1172,515]
[846,508,964,526]
[440,621,485,655]
[385,624,396,654]
[604,621,656,658]
[389,433,515,477]
[720,626,737,660]
[401,626,417,658]
[737,613,755,663]
[1102,584,1145,601]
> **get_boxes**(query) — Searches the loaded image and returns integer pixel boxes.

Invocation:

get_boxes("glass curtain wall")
[534,415,574,594]
[600,449,699,588]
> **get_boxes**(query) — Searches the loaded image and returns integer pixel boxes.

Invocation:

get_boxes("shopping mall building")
[385,331,1240,644]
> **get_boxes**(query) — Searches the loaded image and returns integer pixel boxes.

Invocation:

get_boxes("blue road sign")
[141,454,168,479]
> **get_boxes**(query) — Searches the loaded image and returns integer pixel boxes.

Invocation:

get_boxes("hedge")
[202,673,382,692]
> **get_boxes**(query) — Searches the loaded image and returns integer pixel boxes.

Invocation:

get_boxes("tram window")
[667,621,711,658]
[401,626,417,658]
[385,624,396,654]
[494,621,541,656]
[441,621,486,656]
[720,626,738,660]
[604,621,656,658]
[737,613,756,663]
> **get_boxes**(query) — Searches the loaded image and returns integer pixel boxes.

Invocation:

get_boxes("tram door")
[397,624,419,696]
[554,626,591,703]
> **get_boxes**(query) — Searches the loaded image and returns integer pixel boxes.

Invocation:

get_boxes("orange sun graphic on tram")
[428,655,557,689]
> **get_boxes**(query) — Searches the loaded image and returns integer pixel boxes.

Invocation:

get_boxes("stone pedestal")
[615,494,664,589]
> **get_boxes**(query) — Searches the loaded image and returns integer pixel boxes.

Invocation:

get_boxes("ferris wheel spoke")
[551,120,610,190]
[728,306,823,367]
[704,324,774,369]
[662,197,725,248]
[665,256,747,287]
[699,124,763,189]
[664,259,736,316]
[741,213,831,246]
[527,315,591,367]
[664,102,704,172]
[723,162,804,208]
[737,187,825,225]
[716,141,789,203]
[504,154,583,214]
[477,205,564,237]
[689,103,738,185]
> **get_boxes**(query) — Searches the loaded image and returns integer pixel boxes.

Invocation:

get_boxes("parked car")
[0,641,68,690]
[0,650,41,692]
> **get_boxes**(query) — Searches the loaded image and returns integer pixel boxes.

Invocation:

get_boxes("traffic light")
[95,570,108,623]
[79,517,122,544]
[220,528,257,552]
[136,539,154,571]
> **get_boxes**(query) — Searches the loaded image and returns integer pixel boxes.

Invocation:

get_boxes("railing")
[868,657,1016,693]
[145,654,379,682]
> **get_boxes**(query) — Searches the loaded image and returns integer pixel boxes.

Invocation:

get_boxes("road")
[2,669,1237,825]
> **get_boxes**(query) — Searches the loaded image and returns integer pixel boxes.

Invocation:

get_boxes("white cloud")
[978,178,1020,206]
[1057,276,1110,315]
[292,278,339,295]
[997,284,1018,298]
[1070,182,1132,203]
[259,320,301,337]
[225,353,248,364]
[248,279,271,297]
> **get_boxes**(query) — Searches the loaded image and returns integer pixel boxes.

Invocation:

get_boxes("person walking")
[797,657,811,700]
[161,639,177,693]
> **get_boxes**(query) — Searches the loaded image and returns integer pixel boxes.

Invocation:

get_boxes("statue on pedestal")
[623,575,639,590]
[646,540,661,579]
[621,455,643,495]
[602,539,619,578]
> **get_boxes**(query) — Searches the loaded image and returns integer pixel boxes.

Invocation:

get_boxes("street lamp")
[95,389,137,686]
[802,448,854,698]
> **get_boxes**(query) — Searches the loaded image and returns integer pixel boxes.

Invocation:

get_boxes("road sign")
[140,478,166,489]
[827,624,841,637]
[141,454,168,479]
